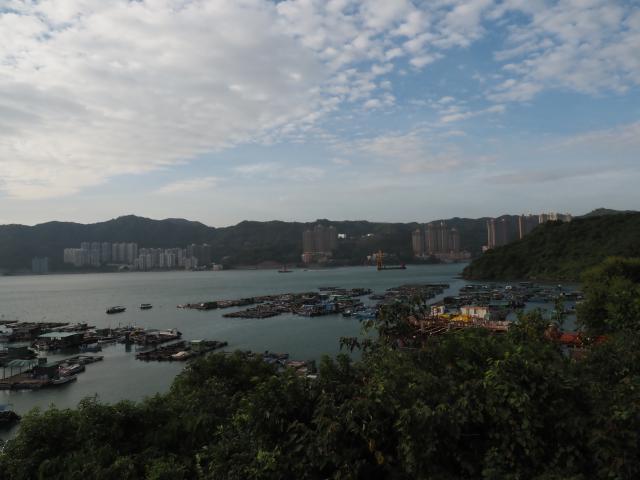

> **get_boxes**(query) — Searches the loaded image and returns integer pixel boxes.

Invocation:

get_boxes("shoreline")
[2,261,473,278]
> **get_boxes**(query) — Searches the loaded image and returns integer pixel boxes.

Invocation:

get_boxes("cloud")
[331,157,352,166]
[488,0,640,102]
[1,0,637,201]
[3,0,485,199]
[487,166,632,185]
[555,122,640,151]
[434,98,506,124]
[234,162,325,181]
[157,176,220,194]
[340,130,465,174]
[0,1,333,198]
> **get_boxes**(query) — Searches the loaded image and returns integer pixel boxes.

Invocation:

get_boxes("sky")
[0,0,639,226]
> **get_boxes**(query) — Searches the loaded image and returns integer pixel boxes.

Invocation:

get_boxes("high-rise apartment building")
[487,218,509,249]
[539,212,573,224]
[301,224,339,263]
[517,214,540,239]
[101,242,112,263]
[31,257,49,274]
[412,229,425,256]
[413,222,461,257]
[426,222,460,254]
[302,225,338,255]
[302,229,315,253]
[187,244,212,266]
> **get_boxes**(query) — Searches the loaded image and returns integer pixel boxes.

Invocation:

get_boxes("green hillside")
[462,213,640,281]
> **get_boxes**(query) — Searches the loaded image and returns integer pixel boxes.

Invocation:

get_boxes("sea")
[0,264,469,438]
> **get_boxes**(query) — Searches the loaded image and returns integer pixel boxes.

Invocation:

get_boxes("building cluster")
[486,212,573,250]
[133,244,214,271]
[301,224,339,264]
[63,242,219,271]
[412,222,470,262]
[64,242,139,267]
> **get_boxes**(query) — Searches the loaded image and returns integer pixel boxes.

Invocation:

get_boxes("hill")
[462,213,640,281]
[0,215,491,272]
[0,216,215,271]
[580,208,637,218]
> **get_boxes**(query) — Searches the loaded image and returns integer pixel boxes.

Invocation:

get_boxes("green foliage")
[578,257,640,334]
[463,213,640,281]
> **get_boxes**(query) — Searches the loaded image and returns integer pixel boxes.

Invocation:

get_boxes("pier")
[136,340,228,361]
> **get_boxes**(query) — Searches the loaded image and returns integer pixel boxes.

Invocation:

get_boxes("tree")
[578,257,640,334]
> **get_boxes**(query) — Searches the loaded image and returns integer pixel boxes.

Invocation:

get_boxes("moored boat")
[140,303,153,310]
[59,363,85,376]
[50,375,77,386]
[0,405,20,426]
[80,343,102,353]
[106,306,126,314]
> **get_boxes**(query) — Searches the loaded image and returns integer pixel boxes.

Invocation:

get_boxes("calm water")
[0,264,467,436]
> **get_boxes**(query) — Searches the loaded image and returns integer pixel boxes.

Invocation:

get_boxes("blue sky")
[0,0,638,226]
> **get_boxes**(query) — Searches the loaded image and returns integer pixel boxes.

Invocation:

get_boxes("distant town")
[59,242,222,273]
[26,212,574,275]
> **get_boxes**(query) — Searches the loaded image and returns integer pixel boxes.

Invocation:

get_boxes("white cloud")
[234,162,325,181]
[410,54,440,68]
[487,166,633,185]
[554,121,640,151]
[0,0,332,199]
[342,130,464,173]
[157,176,220,194]
[488,0,640,102]
[1,0,637,201]
[434,98,506,124]
[331,157,352,166]
[7,0,493,199]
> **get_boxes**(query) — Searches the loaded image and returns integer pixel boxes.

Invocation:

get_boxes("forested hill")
[462,213,640,281]
[0,215,491,272]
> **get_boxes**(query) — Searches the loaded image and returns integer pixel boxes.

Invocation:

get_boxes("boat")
[106,306,126,314]
[50,375,77,386]
[59,364,85,376]
[378,264,407,271]
[75,355,104,365]
[0,405,20,426]
[80,343,102,353]
[278,265,292,273]
[140,303,153,310]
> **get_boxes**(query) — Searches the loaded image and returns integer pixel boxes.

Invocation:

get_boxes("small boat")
[0,405,20,426]
[75,355,104,365]
[50,375,77,386]
[106,306,126,314]
[80,343,102,353]
[59,364,85,376]
[140,303,153,310]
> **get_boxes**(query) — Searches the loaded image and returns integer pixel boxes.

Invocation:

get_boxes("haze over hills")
[463,212,640,281]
